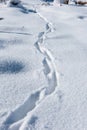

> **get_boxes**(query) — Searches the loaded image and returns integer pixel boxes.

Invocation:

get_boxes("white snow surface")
[0,0,87,130]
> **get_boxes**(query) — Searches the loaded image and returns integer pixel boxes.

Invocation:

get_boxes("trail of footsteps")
[0,11,59,130]
[35,10,59,94]
[35,31,59,95]
[19,12,60,130]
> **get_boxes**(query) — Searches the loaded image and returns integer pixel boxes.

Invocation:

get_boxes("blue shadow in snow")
[0,60,24,74]
[0,40,5,49]
[29,116,38,126]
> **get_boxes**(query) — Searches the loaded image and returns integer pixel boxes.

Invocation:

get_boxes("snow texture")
[0,0,87,130]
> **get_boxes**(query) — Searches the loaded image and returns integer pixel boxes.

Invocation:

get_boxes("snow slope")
[0,1,87,130]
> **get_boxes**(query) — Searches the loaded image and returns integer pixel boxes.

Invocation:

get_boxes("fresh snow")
[0,0,87,130]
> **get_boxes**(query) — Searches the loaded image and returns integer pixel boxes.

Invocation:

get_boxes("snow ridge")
[0,8,59,130]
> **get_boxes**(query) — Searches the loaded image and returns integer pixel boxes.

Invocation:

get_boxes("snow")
[0,0,87,130]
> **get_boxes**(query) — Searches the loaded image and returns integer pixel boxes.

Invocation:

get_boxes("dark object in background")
[64,0,69,4]
[42,0,53,1]
[75,0,87,5]
[0,18,4,20]
[9,0,21,6]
